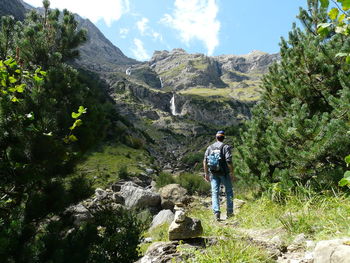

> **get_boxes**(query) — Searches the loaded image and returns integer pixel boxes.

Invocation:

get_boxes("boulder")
[65,204,92,225]
[151,210,175,230]
[137,241,181,263]
[95,188,107,200]
[168,216,203,240]
[314,239,350,263]
[159,184,189,210]
[120,182,161,210]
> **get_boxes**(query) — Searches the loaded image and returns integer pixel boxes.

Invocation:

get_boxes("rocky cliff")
[0,0,26,20]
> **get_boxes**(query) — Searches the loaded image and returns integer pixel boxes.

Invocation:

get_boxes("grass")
[144,186,350,262]
[74,143,152,188]
[179,87,232,98]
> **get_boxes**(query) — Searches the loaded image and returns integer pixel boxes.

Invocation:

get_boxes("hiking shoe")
[214,212,220,221]
[226,213,234,219]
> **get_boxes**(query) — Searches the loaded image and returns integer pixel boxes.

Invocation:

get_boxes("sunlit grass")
[74,143,152,188]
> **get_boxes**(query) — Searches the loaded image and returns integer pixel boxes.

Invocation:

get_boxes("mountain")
[0,0,279,169]
[0,0,26,20]
[74,16,138,72]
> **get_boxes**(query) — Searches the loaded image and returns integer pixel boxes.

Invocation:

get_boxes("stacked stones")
[168,202,203,241]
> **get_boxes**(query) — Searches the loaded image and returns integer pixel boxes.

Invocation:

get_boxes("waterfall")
[159,77,163,89]
[170,94,178,116]
[126,67,131,75]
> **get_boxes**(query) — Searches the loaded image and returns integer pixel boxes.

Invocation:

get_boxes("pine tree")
[235,0,350,191]
[0,1,129,261]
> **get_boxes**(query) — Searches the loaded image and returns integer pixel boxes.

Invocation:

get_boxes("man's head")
[216,130,225,142]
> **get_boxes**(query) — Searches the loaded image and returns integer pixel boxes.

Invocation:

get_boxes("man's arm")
[227,162,234,182]
[203,159,209,182]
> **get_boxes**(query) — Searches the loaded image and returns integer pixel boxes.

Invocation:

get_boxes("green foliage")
[235,1,350,191]
[118,165,129,180]
[176,173,211,195]
[0,1,127,261]
[181,152,204,170]
[155,172,210,195]
[155,172,176,188]
[339,155,350,187]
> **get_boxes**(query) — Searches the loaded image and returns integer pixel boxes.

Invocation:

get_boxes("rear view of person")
[203,131,234,221]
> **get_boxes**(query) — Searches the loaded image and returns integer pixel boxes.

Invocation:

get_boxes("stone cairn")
[168,202,203,241]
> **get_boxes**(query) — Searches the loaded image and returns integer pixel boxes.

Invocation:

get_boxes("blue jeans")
[211,174,234,215]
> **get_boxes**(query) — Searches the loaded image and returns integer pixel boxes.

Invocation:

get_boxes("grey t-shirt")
[204,141,232,175]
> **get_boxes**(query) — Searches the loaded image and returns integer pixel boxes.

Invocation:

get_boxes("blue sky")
[25,0,307,61]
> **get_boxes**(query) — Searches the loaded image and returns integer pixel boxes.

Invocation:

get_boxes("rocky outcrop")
[150,210,174,230]
[313,239,350,263]
[74,16,138,72]
[119,182,161,211]
[158,184,190,210]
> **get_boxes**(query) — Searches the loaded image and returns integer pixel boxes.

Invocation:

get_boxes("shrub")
[181,152,204,171]
[118,165,129,180]
[176,173,210,196]
[155,172,176,188]
[125,135,144,149]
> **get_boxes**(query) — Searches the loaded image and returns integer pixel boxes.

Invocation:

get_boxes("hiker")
[203,130,234,221]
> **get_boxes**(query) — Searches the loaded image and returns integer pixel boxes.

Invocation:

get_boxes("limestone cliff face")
[147,48,279,91]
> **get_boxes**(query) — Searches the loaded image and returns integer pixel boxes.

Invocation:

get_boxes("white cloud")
[136,17,149,35]
[152,32,163,42]
[131,38,150,61]
[161,0,220,55]
[25,0,130,26]
[119,28,129,38]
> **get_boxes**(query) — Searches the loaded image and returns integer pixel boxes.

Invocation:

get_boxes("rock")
[150,210,175,230]
[234,199,246,210]
[146,168,155,175]
[65,204,92,225]
[174,210,186,223]
[314,238,350,263]
[287,233,307,252]
[168,217,203,240]
[95,188,107,200]
[137,241,182,263]
[112,193,125,204]
[159,184,190,210]
[120,182,161,210]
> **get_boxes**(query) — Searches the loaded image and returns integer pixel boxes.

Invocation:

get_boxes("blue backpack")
[207,144,225,173]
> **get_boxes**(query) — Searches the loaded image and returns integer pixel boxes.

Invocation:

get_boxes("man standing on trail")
[203,130,234,221]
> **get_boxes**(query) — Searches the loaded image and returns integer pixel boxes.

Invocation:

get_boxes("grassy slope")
[143,186,350,262]
[74,143,153,188]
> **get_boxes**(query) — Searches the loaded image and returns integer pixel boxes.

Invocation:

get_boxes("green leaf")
[69,119,83,130]
[69,134,78,142]
[25,112,34,120]
[335,52,348,57]
[9,76,17,83]
[16,84,25,93]
[320,0,330,8]
[339,177,350,187]
[338,13,346,22]
[345,155,350,165]
[11,97,19,102]
[78,106,87,114]
[317,23,332,37]
[339,0,350,10]
[71,111,80,119]
[329,8,339,20]
[346,55,350,64]
[344,171,350,178]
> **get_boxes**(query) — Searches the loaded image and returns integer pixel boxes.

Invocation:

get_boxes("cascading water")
[126,67,131,75]
[170,94,178,116]
[159,77,163,88]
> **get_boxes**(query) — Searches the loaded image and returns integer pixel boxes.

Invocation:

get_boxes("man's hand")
[204,174,210,182]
